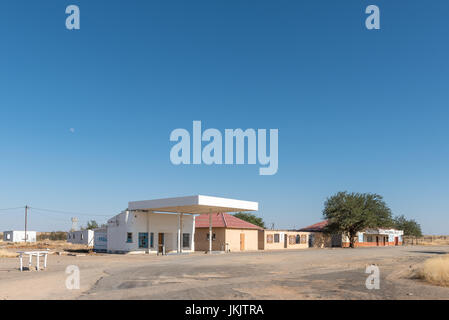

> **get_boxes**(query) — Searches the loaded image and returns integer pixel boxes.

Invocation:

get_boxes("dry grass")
[416,254,449,287]
[0,249,18,258]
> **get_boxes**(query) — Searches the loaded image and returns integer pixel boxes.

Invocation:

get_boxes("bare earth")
[0,245,448,300]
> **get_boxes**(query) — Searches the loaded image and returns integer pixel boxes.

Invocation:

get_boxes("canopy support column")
[177,213,181,253]
[180,213,183,253]
[209,212,212,254]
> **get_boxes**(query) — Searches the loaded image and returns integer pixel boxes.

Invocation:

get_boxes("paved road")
[1,246,448,299]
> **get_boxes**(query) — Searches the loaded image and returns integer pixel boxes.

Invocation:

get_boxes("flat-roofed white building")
[3,230,36,243]
[107,195,259,254]
[67,229,94,246]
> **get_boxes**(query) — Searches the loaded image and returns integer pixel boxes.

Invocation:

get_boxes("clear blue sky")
[0,1,448,234]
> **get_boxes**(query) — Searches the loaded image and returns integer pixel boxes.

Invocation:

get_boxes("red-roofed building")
[299,220,404,248]
[195,213,262,252]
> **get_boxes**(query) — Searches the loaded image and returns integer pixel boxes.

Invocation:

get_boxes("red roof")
[195,213,263,230]
[299,220,328,232]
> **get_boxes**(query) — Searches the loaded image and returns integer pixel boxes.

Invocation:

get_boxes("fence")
[403,235,449,246]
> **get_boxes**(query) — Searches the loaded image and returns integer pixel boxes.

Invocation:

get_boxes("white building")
[107,195,258,254]
[67,229,94,246]
[3,231,37,243]
[107,210,195,254]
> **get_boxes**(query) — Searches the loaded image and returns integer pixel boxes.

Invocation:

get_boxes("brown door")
[376,236,379,246]
[240,233,245,251]
[158,233,164,253]
[284,234,288,248]
[394,237,399,246]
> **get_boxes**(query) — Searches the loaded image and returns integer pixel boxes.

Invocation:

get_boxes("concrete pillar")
[180,213,183,253]
[209,213,212,253]
[177,213,181,253]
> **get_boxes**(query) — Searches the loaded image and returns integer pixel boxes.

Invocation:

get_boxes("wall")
[225,229,259,252]
[194,228,226,251]
[107,211,195,254]
[260,230,309,250]
[308,232,334,248]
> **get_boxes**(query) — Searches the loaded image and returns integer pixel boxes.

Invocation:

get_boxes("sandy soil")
[0,245,448,300]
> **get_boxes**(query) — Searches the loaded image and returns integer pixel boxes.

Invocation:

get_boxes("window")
[367,236,373,242]
[80,233,84,240]
[274,234,280,243]
[126,232,133,243]
[267,234,274,243]
[296,235,300,244]
[300,235,307,244]
[289,235,295,245]
[183,233,190,248]
[150,232,154,248]
[6,233,10,240]
[206,233,216,241]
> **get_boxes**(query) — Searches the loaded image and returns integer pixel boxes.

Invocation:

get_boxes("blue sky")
[0,1,448,233]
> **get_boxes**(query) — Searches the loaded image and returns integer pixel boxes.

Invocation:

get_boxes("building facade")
[300,221,404,248]
[195,213,262,252]
[258,230,310,250]
[3,230,36,243]
[107,210,195,254]
[67,229,94,246]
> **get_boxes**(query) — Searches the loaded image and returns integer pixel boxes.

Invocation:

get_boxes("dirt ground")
[0,245,448,300]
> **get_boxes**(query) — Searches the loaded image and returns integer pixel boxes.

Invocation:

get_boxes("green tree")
[233,212,265,228]
[393,215,422,237]
[86,220,99,230]
[323,192,393,248]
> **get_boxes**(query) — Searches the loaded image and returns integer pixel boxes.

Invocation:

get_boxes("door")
[138,232,148,249]
[284,234,288,248]
[394,236,399,246]
[158,233,165,253]
[240,233,245,251]
[376,236,379,246]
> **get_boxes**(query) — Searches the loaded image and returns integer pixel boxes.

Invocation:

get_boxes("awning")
[128,195,258,214]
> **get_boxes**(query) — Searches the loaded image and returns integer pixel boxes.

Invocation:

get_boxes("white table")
[17,250,50,272]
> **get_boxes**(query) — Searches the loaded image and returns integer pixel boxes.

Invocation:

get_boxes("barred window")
[289,235,295,244]
[267,234,274,243]
[300,235,307,244]
[274,234,280,243]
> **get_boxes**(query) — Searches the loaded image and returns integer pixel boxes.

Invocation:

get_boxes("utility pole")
[24,205,28,243]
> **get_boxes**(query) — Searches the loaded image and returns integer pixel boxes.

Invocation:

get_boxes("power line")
[0,206,24,211]
[29,206,111,217]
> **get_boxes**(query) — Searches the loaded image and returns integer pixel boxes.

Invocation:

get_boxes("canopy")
[128,195,258,214]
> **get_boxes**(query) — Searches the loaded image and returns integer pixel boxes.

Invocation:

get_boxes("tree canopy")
[393,215,422,237]
[86,220,99,230]
[233,212,265,228]
[323,191,393,247]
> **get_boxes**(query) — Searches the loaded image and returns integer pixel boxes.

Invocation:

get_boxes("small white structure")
[93,228,107,252]
[3,231,36,243]
[67,229,94,246]
[17,250,49,271]
[107,195,258,254]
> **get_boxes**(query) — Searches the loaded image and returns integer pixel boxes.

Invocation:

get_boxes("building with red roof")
[195,213,262,252]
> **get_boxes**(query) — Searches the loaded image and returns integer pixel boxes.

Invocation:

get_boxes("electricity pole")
[24,205,28,243]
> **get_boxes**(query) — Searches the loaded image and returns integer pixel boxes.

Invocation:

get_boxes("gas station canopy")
[128,195,258,214]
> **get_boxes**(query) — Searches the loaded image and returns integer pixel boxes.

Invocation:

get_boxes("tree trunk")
[349,232,356,248]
